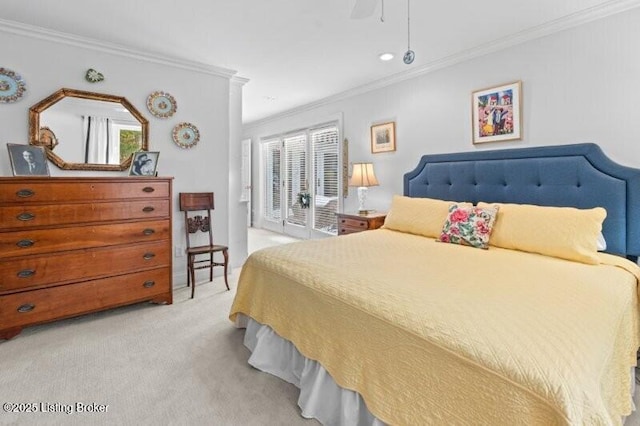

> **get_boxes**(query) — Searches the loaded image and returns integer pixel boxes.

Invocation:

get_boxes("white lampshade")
[348,163,379,214]
[348,163,379,187]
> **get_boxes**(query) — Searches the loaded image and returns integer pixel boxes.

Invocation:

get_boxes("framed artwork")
[7,144,50,176]
[370,122,396,153]
[129,151,159,176]
[471,81,522,144]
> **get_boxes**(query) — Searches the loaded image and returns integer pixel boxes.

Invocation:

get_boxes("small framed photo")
[370,122,396,153]
[7,143,50,176]
[472,81,522,144]
[129,151,159,176]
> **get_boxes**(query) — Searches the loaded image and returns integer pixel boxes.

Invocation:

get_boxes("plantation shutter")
[262,139,281,222]
[311,126,339,235]
[284,134,307,227]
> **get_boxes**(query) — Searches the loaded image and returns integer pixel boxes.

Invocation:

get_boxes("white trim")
[0,18,239,79]
[231,76,251,86]
[243,0,640,129]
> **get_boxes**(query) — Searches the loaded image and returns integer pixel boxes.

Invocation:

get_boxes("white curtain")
[82,116,120,164]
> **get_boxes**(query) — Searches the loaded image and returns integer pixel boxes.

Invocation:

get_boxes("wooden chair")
[179,192,229,298]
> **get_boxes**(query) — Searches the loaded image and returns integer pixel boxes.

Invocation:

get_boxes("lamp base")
[357,186,369,214]
[357,209,375,216]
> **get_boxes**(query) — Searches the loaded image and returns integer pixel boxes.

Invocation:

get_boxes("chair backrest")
[179,192,215,248]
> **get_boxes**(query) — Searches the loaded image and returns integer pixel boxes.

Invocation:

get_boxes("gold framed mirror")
[29,88,149,171]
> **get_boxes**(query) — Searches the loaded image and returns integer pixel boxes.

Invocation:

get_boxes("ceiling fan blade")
[350,0,378,19]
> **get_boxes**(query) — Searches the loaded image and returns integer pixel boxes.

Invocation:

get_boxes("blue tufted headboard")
[404,143,640,258]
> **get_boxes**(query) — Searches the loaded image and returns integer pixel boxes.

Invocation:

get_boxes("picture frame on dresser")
[7,143,50,177]
[129,151,159,176]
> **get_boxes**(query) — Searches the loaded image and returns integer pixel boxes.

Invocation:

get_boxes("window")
[262,139,281,222]
[112,121,142,163]
[284,134,307,227]
[311,126,339,234]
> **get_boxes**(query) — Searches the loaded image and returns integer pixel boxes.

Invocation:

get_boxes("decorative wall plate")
[85,68,104,83]
[37,127,59,150]
[0,67,27,103]
[147,91,177,118]
[172,122,200,149]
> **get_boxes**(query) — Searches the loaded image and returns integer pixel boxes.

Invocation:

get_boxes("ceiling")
[0,0,633,124]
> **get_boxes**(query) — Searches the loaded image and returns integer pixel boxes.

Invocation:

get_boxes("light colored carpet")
[0,270,317,426]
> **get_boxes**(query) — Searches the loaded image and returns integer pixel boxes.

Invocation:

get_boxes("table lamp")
[348,162,379,214]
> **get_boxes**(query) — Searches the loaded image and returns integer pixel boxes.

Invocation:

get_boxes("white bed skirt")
[236,314,636,425]
[236,314,385,426]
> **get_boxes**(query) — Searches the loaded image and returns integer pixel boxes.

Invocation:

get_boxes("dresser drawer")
[339,226,366,235]
[336,212,386,235]
[0,219,170,258]
[0,241,170,293]
[0,199,170,230]
[0,180,169,203]
[0,268,171,330]
[338,217,369,230]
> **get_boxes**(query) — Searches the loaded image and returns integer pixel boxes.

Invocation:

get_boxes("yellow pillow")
[477,202,607,264]
[382,195,471,238]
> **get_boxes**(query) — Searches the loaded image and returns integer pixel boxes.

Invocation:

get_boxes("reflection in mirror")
[40,97,142,165]
[29,89,148,171]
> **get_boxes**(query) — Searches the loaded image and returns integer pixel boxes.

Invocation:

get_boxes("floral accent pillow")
[437,204,499,249]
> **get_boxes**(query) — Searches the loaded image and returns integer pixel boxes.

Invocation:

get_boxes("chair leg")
[209,252,214,282]
[186,257,191,288]
[190,255,196,299]
[223,249,230,291]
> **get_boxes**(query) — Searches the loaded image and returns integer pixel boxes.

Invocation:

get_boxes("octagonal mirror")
[29,88,149,171]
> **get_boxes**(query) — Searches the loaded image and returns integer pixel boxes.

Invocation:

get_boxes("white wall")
[244,9,640,218]
[0,27,248,286]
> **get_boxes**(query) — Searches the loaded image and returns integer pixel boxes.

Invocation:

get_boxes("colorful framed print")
[172,122,200,149]
[0,68,27,103]
[129,151,159,176]
[472,81,522,144]
[7,144,50,176]
[147,91,177,118]
[370,122,396,153]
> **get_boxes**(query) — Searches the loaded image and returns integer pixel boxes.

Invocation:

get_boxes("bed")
[230,143,640,425]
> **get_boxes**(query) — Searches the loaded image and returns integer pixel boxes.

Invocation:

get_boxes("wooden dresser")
[0,177,173,340]
[336,211,387,235]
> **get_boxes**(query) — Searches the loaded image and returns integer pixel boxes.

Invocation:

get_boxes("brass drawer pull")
[143,280,155,288]
[17,304,35,313]
[142,187,155,193]
[17,212,35,221]
[143,228,155,236]
[143,252,156,260]
[16,189,35,198]
[142,206,155,213]
[16,239,34,248]
[17,269,35,278]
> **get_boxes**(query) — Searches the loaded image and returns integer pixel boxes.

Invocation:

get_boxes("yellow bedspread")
[229,229,640,425]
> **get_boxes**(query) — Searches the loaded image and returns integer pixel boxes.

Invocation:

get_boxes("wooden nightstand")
[336,212,387,235]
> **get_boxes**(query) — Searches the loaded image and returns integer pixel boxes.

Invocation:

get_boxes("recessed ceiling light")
[379,53,394,61]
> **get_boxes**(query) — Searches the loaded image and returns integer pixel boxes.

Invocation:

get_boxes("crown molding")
[231,75,251,86]
[244,0,640,129]
[0,18,239,79]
